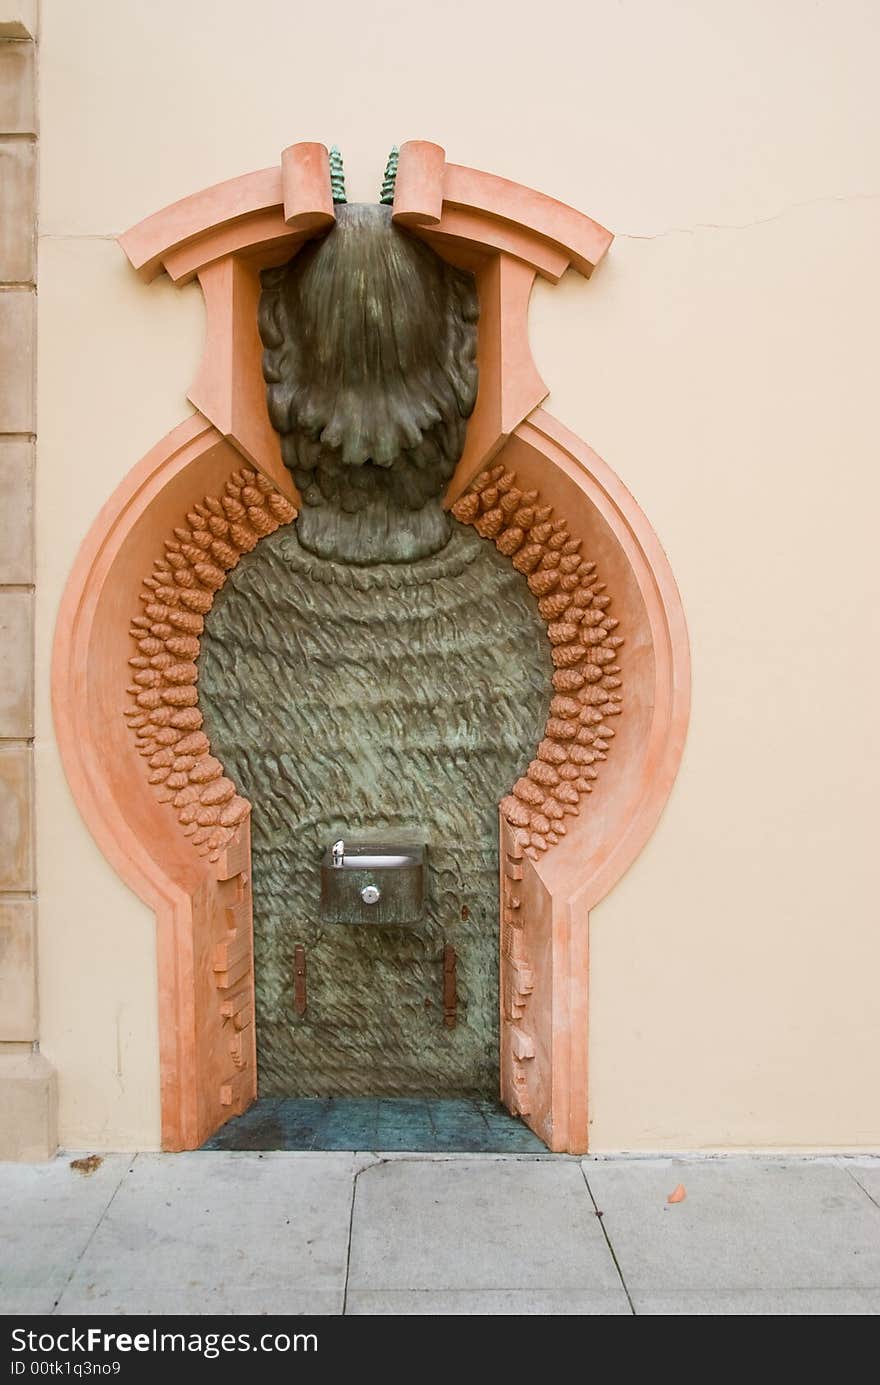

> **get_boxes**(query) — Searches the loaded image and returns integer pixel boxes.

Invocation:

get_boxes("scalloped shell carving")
[451,462,623,860]
[126,457,617,866]
[124,467,297,862]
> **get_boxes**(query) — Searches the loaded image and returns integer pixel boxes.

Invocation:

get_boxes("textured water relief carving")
[199,521,551,1097]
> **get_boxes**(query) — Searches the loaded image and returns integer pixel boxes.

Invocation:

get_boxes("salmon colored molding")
[53,417,265,1149]
[394,139,613,277]
[117,142,614,505]
[391,141,613,494]
[491,409,690,1149]
[54,144,688,1153]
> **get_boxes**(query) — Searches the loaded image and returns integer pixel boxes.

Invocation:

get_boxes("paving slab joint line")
[580,1165,636,1316]
[50,1153,137,1315]
[342,1159,373,1315]
[839,1160,880,1213]
[343,1155,403,1312]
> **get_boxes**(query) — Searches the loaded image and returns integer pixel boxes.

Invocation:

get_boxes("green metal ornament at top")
[328,145,347,204]
[329,144,399,206]
[379,146,399,204]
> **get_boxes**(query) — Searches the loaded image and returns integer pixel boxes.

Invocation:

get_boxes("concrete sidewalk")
[3,1152,880,1316]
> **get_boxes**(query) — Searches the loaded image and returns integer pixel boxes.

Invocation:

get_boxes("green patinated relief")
[328,145,347,204]
[200,525,550,1096]
[379,146,399,204]
[198,195,551,1097]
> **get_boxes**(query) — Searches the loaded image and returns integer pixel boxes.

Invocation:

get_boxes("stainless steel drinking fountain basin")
[320,840,426,925]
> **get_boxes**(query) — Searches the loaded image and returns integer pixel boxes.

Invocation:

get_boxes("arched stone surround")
[52,142,689,1152]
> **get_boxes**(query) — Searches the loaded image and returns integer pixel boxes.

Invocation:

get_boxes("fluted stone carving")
[258,202,478,565]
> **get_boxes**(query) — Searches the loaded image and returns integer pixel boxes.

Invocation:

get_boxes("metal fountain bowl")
[319,839,426,926]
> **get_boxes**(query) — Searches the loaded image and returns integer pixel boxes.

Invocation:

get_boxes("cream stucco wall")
[36,0,880,1149]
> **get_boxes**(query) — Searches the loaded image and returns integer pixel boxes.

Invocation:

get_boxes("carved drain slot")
[294,945,307,1017]
[443,944,457,1028]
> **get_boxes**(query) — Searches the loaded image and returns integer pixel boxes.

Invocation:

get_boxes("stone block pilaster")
[0,10,56,1162]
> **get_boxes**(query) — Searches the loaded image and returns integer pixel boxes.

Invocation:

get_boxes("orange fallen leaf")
[667,1183,686,1204]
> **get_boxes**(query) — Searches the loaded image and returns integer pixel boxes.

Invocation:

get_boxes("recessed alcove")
[52,142,689,1154]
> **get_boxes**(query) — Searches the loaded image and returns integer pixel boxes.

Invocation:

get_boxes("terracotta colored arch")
[53,142,689,1152]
